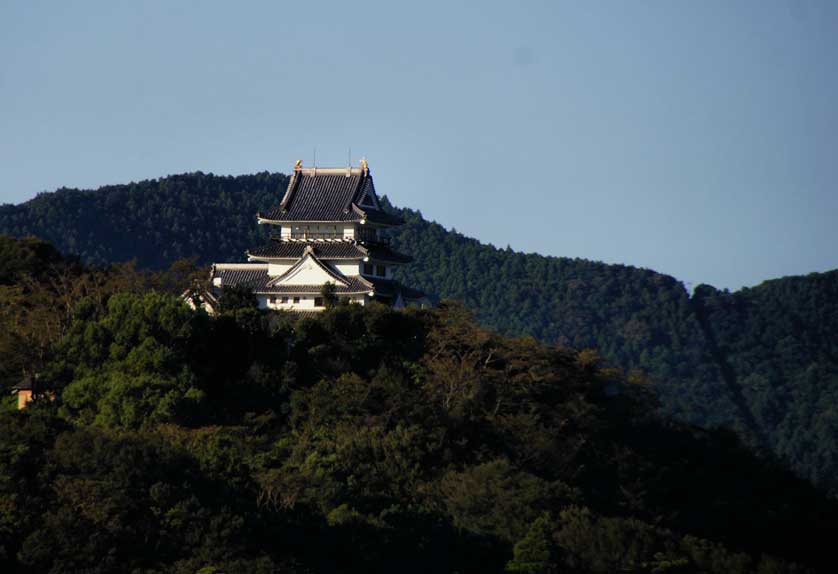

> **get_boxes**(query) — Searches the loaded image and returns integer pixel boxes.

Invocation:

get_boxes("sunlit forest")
[2,172,836,498]
[1,235,835,573]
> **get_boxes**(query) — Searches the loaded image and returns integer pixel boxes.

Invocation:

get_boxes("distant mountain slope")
[389,209,740,433]
[694,276,838,487]
[0,172,285,267]
[2,172,836,495]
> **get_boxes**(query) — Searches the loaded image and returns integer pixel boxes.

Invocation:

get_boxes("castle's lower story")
[210,240,427,311]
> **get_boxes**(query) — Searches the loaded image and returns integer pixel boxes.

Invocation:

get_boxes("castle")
[206,159,427,312]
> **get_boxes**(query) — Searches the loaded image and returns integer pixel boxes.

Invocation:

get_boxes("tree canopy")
[0,240,835,572]
[2,172,837,497]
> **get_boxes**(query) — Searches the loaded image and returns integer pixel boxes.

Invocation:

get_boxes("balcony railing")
[289,232,345,240]
[269,232,392,245]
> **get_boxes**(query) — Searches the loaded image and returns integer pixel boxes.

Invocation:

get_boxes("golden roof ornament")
[294,159,302,170]
[360,158,368,174]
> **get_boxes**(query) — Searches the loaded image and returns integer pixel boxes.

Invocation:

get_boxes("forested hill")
[2,172,837,496]
[0,239,835,573]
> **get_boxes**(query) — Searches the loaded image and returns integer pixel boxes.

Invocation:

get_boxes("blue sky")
[1,0,836,290]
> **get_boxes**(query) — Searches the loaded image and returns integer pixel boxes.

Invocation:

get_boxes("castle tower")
[208,160,427,312]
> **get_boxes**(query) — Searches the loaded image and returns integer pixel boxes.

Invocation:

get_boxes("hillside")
[2,172,837,496]
[0,239,835,573]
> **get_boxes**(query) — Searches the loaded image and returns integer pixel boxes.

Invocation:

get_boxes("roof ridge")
[299,166,367,176]
[278,169,301,212]
[215,263,269,269]
[356,273,375,290]
[343,170,367,214]
[267,251,350,287]
[350,203,366,218]
[273,237,356,243]
[358,175,381,210]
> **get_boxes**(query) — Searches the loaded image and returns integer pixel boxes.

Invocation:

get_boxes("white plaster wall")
[268,262,293,277]
[279,256,337,285]
[289,224,343,237]
[334,262,360,276]
[276,223,354,238]
[263,295,319,310]
[259,294,368,310]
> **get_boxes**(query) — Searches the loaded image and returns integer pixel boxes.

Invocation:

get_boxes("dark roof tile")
[211,263,375,295]
[212,265,273,290]
[366,278,427,300]
[261,275,373,295]
[258,167,403,225]
[247,240,412,263]
[248,241,364,260]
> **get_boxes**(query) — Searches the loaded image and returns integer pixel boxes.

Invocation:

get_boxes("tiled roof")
[212,264,273,290]
[13,374,36,391]
[366,245,413,264]
[367,278,427,301]
[356,205,404,226]
[261,275,374,295]
[257,166,404,226]
[210,264,424,299]
[248,240,364,260]
[210,263,375,295]
[247,240,412,263]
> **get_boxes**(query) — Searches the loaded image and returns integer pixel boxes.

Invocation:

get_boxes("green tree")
[57,292,206,428]
[506,514,558,574]
[321,281,339,308]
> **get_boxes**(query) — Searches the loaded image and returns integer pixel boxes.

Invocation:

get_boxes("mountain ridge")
[2,171,836,496]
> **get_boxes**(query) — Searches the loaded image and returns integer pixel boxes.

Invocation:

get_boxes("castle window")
[314,297,324,307]
[359,227,378,242]
[280,296,288,304]
[269,296,277,304]
[293,296,300,304]
[363,262,374,275]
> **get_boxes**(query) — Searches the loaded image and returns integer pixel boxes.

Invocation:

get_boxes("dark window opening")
[290,225,341,240]
[293,296,300,304]
[314,297,324,308]
[359,227,378,242]
[363,262,374,275]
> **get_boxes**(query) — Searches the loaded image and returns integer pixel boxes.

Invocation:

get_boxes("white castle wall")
[334,262,360,276]
[267,262,293,276]
[279,256,337,285]
[278,224,357,239]
[257,293,368,310]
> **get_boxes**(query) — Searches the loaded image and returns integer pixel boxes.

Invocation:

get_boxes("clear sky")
[1,1,836,290]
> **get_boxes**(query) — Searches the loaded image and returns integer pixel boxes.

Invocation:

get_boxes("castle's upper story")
[256,160,404,229]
